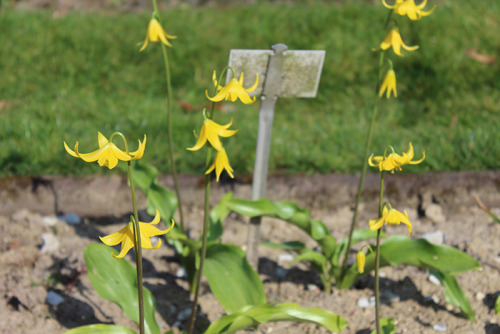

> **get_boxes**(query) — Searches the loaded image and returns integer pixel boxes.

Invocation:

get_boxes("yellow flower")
[64,132,146,169]
[205,147,234,182]
[187,118,237,152]
[206,72,259,105]
[369,143,425,172]
[139,18,176,51]
[379,69,397,98]
[100,210,175,258]
[382,0,436,21]
[356,251,366,274]
[369,206,412,234]
[379,28,419,57]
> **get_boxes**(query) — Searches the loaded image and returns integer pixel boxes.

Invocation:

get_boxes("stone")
[421,230,445,245]
[428,274,441,286]
[357,296,376,308]
[46,291,64,306]
[59,212,81,225]
[40,233,59,254]
[433,324,447,332]
[42,216,60,226]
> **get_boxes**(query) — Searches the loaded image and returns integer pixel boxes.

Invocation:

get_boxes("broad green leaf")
[218,194,337,260]
[204,302,347,334]
[64,325,137,334]
[204,244,266,314]
[208,193,233,241]
[131,162,178,226]
[340,236,481,289]
[84,244,160,334]
[290,249,328,273]
[370,318,397,334]
[261,240,306,251]
[430,270,475,321]
[496,295,500,314]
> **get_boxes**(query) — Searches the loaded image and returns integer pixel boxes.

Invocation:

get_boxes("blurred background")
[0,0,498,176]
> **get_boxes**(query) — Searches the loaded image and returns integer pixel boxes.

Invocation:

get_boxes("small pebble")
[42,216,60,226]
[306,284,319,292]
[40,233,59,254]
[425,295,440,304]
[357,296,376,308]
[176,267,186,278]
[277,253,295,263]
[177,308,191,322]
[433,323,447,332]
[46,291,64,306]
[58,212,81,225]
[428,274,441,286]
[475,291,486,301]
[275,267,287,278]
[421,230,445,245]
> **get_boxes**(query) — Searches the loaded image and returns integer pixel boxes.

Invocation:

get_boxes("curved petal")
[97,132,108,148]
[129,135,147,160]
[401,41,419,51]
[409,151,425,165]
[99,224,130,246]
[245,74,259,92]
[369,217,385,231]
[113,235,135,258]
[64,141,79,158]
[187,124,208,151]
[236,91,256,105]
[111,144,133,161]
[76,144,108,163]
[140,222,170,237]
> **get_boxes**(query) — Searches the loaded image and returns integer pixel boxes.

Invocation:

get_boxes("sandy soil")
[1,171,500,334]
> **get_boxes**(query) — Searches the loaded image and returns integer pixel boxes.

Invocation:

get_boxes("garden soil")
[1,171,500,333]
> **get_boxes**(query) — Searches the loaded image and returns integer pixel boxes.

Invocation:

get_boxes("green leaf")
[218,195,337,260]
[131,162,178,224]
[261,240,306,251]
[430,270,475,321]
[208,193,233,241]
[290,249,328,273]
[496,295,500,314]
[64,325,137,334]
[84,244,160,334]
[340,235,481,289]
[370,318,397,334]
[204,302,347,334]
[204,244,266,314]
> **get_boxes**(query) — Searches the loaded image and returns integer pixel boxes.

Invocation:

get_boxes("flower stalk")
[374,171,385,334]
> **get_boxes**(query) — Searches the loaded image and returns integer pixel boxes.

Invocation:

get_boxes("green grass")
[0,1,499,176]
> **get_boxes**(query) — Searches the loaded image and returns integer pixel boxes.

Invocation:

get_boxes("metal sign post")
[227,44,325,269]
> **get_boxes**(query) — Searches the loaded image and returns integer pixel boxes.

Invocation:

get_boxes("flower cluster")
[188,70,258,181]
[376,0,435,98]
[368,142,425,173]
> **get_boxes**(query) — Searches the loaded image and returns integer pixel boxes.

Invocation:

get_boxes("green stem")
[160,41,185,233]
[187,146,212,334]
[374,171,385,334]
[374,228,382,334]
[151,0,185,232]
[339,10,391,280]
[128,161,145,334]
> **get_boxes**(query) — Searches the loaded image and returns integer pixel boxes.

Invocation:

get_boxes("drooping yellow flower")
[205,147,234,182]
[356,251,366,274]
[187,118,237,152]
[379,28,419,57]
[206,72,259,105]
[368,143,425,172]
[139,18,177,51]
[64,132,146,169]
[100,210,175,258]
[379,69,397,98]
[369,206,412,234]
[382,0,436,21]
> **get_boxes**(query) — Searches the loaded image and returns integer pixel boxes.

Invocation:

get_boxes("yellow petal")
[99,224,129,246]
[113,235,135,258]
[356,251,365,273]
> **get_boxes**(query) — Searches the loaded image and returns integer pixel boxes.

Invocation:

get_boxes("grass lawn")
[0,1,499,176]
